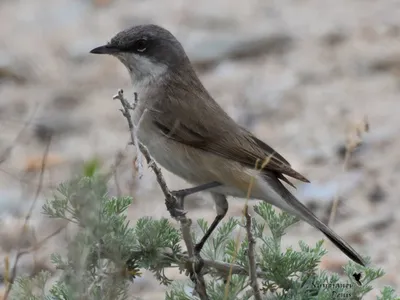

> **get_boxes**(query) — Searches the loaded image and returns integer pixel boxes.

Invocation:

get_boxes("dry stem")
[4,136,66,299]
[113,89,209,300]
[244,205,262,300]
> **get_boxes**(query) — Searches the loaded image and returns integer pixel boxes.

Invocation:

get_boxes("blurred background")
[0,0,400,298]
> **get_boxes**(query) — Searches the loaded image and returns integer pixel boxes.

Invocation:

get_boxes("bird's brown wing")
[152,108,309,184]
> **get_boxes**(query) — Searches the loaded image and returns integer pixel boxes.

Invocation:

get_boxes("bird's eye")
[135,39,148,52]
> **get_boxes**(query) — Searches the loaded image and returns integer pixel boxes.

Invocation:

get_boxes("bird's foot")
[194,242,204,255]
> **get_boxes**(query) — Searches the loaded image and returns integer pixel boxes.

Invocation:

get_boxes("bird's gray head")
[90,24,188,82]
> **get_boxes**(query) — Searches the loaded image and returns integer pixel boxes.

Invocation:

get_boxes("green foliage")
[167,203,398,300]
[11,175,183,300]
[82,157,102,178]
[10,271,52,300]
[378,287,400,300]
[9,174,399,300]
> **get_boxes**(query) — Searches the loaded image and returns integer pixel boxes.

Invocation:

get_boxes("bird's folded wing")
[152,110,309,184]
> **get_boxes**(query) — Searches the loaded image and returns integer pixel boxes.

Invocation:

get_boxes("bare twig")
[328,117,369,227]
[104,150,126,179]
[201,258,265,278]
[113,89,209,300]
[0,106,38,165]
[103,150,126,196]
[224,156,272,299]
[244,205,262,300]
[113,90,184,218]
[3,224,66,296]
[9,225,66,261]
[131,92,144,178]
[328,149,351,227]
[113,152,124,197]
[192,270,208,299]
[27,136,52,220]
[3,137,52,299]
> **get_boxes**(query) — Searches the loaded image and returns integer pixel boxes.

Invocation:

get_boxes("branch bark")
[244,205,262,300]
[113,89,209,300]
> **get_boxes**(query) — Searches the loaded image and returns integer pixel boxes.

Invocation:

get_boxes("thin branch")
[15,225,66,258]
[26,136,52,220]
[103,150,126,197]
[113,152,124,197]
[224,157,272,299]
[113,90,184,218]
[131,92,144,178]
[328,117,369,227]
[328,149,351,226]
[244,205,262,300]
[199,258,265,278]
[0,105,38,165]
[113,89,209,300]
[3,224,66,299]
[3,136,52,299]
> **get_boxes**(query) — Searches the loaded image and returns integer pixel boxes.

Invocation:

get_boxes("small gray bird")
[90,24,365,266]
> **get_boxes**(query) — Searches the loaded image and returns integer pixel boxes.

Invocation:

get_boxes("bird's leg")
[194,193,228,254]
[171,181,221,210]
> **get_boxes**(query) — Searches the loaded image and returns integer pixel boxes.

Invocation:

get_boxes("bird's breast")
[130,84,259,195]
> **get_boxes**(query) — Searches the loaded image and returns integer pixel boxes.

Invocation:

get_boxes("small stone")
[50,93,81,110]
[0,59,27,84]
[368,184,386,204]
[33,113,90,143]
[367,54,400,74]
[320,29,347,47]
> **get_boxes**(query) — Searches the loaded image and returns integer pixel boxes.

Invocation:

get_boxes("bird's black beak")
[90,45,119,55]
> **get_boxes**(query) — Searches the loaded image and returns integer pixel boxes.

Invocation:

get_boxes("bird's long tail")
[268,177,366,266]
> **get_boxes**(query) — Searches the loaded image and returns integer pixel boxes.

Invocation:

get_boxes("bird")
[90,24,366,266]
